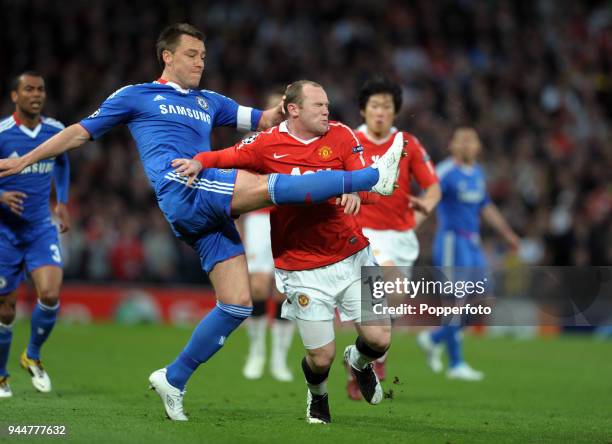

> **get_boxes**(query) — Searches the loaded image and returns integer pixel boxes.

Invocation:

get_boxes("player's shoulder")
[436,157,456,180]
[41,116,65,131]
[328,121,360,142]
[0,115,17,135]
[105,83,143,100]
[238,125,277,146]
[199,89,234,104]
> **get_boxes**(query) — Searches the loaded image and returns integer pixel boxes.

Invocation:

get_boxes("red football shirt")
[356,127,438,231]
[219,121,370,270]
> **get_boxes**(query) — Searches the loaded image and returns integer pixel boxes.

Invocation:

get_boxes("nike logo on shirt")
[273,153,290,159]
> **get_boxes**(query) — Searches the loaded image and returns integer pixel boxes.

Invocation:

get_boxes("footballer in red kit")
[181,81,398,424]
[344,77,441,400]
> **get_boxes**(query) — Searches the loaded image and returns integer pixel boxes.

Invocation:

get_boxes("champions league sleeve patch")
[241,133,259,144]
[352,145,364,154]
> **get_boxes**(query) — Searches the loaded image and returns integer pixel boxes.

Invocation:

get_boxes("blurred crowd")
[1,0,610,283]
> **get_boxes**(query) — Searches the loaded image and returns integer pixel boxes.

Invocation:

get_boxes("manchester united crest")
[196,96,209,110]
[317,146,333,159]
[298,294,310,307]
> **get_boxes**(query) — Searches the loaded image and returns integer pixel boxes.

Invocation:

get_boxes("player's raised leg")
[0,291,17,398]
[22,265,62,393]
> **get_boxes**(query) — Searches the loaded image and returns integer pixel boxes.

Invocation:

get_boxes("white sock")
[349,345,373,370]
[307,380,328,396]
[246,316,267,358]
[271,320,294,364]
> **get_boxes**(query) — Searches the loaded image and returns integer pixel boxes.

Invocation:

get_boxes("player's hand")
[171,158,203,187]
[505,232,521,253]
[408,195,432,215]
[0,157,27,178]
[54,202,71,233]
[0,190,27,216]
[336,193,361,215]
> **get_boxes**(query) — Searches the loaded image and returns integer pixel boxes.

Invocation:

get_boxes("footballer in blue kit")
[417,127,520,381]
[0,72,71,398]
[0,24,403,419]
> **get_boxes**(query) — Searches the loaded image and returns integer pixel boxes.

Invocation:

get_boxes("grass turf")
[2,322,611,444]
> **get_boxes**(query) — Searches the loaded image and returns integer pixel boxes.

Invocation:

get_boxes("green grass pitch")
[2,322,611,443]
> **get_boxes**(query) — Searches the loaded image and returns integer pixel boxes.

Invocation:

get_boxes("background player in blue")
[0,24,401,418]
[0,71,70,398]
[417,127,520,381]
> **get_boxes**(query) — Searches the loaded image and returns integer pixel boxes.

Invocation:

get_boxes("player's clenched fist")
[171,158,203,186]
[0,190,27,216]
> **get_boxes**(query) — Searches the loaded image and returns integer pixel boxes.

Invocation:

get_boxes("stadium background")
[1,1,611,442]
[1,0,610,288]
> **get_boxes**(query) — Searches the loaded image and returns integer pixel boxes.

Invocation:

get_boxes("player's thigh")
[0,233,26,296]
[364,228,419,266]
[208,253,251,307]
[30,266,63,302]
[231,170,272,215]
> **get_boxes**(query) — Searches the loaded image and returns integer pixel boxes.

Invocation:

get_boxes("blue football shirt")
[79,80,262,191]
[435,157,491,235]
[0,114,69,230]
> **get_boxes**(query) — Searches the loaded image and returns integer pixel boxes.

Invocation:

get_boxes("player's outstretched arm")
[481,203,521,251]
[413,182,442,228]
[0,124,90,178]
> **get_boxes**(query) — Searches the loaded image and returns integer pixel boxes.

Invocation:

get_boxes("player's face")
[164,35,206,89]
[362,93,395,136]
[297,85,329,135]
[11,75,46,117]
[450,128,481,164]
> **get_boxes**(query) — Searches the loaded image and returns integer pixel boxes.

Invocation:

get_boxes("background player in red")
[346,77,441,399]
[241,92,294,383]
[174,80,403,424]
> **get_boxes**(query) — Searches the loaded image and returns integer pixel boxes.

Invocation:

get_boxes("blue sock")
[0,323,12,377]
[430,326,447,344]
[446,326,463,368]
[27,300,59,360]
[268,167,379,204]
[166,302,252,390]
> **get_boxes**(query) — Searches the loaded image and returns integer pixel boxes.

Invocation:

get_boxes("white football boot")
[446,363,484,381]
[0,376,12,398]
[370,132,405,195]
[417,331,444,374]
[148,368,188,421]
[20,351,51,393]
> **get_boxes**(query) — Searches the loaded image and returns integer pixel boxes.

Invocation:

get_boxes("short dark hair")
[283,80,324,115]
[358,77,402,113]
[156,23,205,68]
[10,70,44,92]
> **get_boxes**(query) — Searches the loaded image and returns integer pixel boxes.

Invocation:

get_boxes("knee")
[0,303,16,326]
[38,289,60,308]
[307,346,335,371]
[363,328,391,352]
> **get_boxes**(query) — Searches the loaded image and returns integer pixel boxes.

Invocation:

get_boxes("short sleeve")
[79,85,135,139]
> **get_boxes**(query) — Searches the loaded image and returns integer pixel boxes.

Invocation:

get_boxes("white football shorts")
[243,212,274,274]
[276,246,380,323]
[362,228,419,266]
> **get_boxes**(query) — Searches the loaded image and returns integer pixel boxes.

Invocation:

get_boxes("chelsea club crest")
[196,96,209,110]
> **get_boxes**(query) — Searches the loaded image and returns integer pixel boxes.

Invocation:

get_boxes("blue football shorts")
[0,221,63,295]
[156,167,245,273]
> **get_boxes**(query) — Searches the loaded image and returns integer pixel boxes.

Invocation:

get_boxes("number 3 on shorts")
[50,244,62,263]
